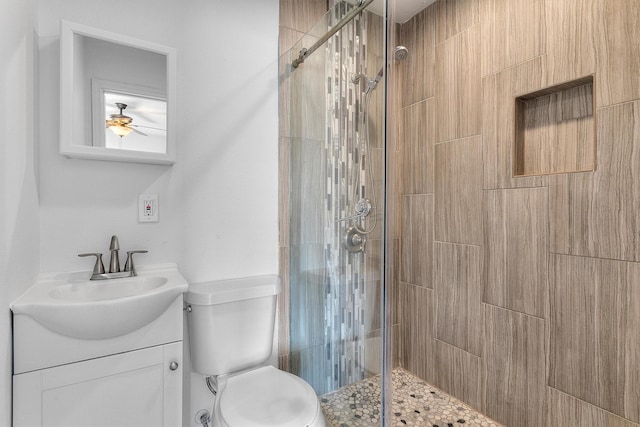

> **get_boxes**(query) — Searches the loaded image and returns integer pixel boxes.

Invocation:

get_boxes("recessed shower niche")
[514,76,596,177]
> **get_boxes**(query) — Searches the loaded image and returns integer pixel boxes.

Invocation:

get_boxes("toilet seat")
[218,366,322,427]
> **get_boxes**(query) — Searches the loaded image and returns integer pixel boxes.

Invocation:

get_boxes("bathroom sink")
[11,264,188,340]
[49,276,168,302]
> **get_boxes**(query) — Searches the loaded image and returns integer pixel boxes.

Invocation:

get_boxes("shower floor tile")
[320,368,503,427]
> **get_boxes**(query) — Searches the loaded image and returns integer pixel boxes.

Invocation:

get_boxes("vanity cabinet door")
[13,342,182,427]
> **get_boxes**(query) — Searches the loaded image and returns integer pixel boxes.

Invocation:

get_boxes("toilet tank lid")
[185,274,281,305]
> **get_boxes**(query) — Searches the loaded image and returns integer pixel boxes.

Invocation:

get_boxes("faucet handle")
[78,253,106,275]
[123,250,148,276]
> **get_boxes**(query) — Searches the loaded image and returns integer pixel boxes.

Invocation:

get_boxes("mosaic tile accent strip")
[323,0,371,393]
[288,0,373,396]
[320,368,504,427]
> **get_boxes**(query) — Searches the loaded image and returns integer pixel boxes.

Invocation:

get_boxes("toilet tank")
[185,275,281,376]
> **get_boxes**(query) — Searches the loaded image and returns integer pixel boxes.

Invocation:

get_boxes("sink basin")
[49,276,168,302]
[11,264,188,340]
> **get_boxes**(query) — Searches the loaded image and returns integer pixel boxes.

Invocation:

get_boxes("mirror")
[59,20,177,165]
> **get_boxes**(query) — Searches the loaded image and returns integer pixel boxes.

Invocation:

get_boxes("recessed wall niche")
[514,76,595,177]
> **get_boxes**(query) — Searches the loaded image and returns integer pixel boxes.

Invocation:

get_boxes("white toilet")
[186,275,325,427]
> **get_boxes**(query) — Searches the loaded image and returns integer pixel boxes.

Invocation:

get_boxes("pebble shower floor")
[320,368,503,427]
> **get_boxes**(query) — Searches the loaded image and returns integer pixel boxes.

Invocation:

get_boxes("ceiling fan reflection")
[105,102,149,137]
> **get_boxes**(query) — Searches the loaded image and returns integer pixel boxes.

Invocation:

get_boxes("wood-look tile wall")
[435,24,481,143]
[400,5,436,107]
[280,0,640,424]
[434,135,483,244]
[399,0,640,425]
[549,254,640,422]
[434,242,482,356]
[550,100,640,262]
[482,56,548,190]
[483,188,548,318]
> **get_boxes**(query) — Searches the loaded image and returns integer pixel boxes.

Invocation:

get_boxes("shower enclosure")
[282,0,397,424]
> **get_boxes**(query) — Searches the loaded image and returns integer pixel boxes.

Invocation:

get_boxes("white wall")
[0,0,39,423]
[38,0,183,274]
[174,2,280,423]
[177,1,280,283]
[37,0,279,282]
[0,0,279,424]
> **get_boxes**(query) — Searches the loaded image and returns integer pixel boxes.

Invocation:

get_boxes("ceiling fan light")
[109,124,133,137]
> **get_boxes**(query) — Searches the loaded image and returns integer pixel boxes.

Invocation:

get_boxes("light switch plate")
[139,194,159,222]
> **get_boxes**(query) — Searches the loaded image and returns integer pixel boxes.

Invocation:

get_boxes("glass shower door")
[284,1,391,425]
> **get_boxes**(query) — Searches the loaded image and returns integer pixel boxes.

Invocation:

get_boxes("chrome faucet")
[109,235,120,273]
[78,235,148,280]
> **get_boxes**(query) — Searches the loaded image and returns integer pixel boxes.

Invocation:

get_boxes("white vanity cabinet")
[11,264,188,427]
[13,342,182,427]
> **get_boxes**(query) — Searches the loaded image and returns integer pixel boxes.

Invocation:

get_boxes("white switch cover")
[139,194,159,222]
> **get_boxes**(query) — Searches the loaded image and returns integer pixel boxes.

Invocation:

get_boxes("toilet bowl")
[212,366,324,427]
[185,275,325,427]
